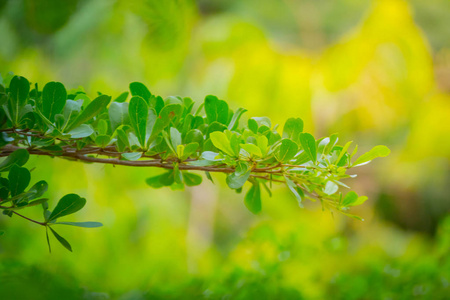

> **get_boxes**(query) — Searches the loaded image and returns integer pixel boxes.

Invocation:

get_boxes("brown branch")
[0,145,313,179]
[11,211,46,226]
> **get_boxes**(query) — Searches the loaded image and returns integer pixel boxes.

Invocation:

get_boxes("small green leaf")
[244,183,261,214]
[352,145,390,167]
[257,135,269,156]
[129,96,148,148]
[109,102,129,132]
[149,104,183,142]
[341,191,358,206]
[62,99,83,128]
[185,129,204,146]
[46,227,51,253]
[159,170,175,186]
[349,196,368,206]
[25,198,49,208]
[285,176,304,207]
[114,91,129,103]
[299,133,316,163]
[183,172,202,186]
[0,149,29,172]
[336,141,352,166]
[47,194,86,222]
[276,139,298,162]
[66,95,111,131]
[228,108,247,130]
[205,95,229,125]
[210,131,234,156]
[9,76,30,124]
[283,118,303,144]
[121,152,142,161]
[8,164,31,197]
[9,76,29,107]
[206,121,227,136]
[95,135,110,148]
[170,127,182,149]
[130,82,152,103]
[241,143,262,157]
[55,222,103,228]
[146,175,164,188]
[182,142,199,160]
[27,180,48,198]
[323,134,339,155]
[42,82,67,122]
[49,226,72,252]
[67,124,94,138]
[226,162,251,189]
[324,181,339,195]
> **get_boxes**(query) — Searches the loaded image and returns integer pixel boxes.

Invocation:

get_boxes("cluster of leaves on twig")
[0,73,390,251]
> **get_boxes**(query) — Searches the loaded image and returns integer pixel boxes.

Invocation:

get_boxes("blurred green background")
[1,0,449,299]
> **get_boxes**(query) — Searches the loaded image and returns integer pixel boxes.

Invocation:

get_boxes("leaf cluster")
[0,74,390,250]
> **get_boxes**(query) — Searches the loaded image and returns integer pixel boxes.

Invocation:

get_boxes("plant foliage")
[0,74,390,251]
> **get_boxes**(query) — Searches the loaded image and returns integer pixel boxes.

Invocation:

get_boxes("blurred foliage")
[0,0,449,298]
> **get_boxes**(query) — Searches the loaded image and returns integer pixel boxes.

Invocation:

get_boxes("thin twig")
[11,211,46,226]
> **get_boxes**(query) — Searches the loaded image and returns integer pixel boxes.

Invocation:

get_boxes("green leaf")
[47,194,86,222]
[8,164,31,197]
[228,108,247,130]
[9,76,29,107]
[46,227,51,253]
[0,149,29,172]
[182,172,202,186]
[206,121,227,136]
[62,99,83,128]
[299,133,317,163]
[336,141,352,166]
[276,139,298,162]
[25,198,49,208]
[241,143,262,157]
[170,127,182,149]
[146,175,164,188]
[285,176,304,207]
[210,131,234,156]
[149,104,183,142]
[185,129,204,146]
[159,171,175,186]
[109,102,129,132]
[49,226,72,252]
[252,117,271,128]
[205,95,229,125]
[226,162,251,189]
[244,183,261,214]
[55,221,103,228]
[323,133,339,155]
[66,95,111,131]
[341,191,358,206]
[9,76,29,124]
[42,82,67,122]
[129,96,148,148]
[121,152,142,161]
[130,82,151,103]
[182,142,199,160]
[114,91,129,103]
[27,180,48,198]
[324,181,339,195]
[257,135,269,156]
[348,196,368,206]
[67,124,94,138]
[352,145,390,167]
[283,118,303,144]
[95,135,110,148]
